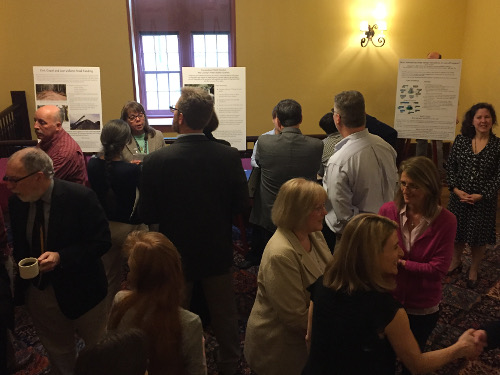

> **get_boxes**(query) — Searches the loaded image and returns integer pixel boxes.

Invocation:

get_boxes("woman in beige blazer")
[120,101,165,163]
[244,178,332,375]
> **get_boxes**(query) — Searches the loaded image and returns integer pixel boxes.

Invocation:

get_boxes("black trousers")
[321,221,337,254]
[401,311,440,375]
[245,225,274,264]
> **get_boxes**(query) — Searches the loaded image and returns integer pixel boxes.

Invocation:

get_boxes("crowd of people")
[1,85,499,375]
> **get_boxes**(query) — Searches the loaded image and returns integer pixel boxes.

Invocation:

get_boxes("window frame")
[126,0,236,131]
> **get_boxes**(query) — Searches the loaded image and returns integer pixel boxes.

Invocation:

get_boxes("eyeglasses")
[169,105,180,113]
[3,170,41,184]
[399,181,420,191]
[128,113,145,121]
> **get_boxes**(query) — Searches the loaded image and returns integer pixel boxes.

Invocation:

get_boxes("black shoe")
[467,278,478,289]
[238,259,259,269]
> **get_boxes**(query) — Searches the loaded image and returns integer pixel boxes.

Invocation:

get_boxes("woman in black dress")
[303,214,478,374]
[446,103,500,288]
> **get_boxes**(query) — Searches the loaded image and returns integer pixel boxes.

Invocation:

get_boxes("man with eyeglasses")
[323,90,397,250]
[34,105,87,185]
[140,87,248,375]
[6,147,111,375]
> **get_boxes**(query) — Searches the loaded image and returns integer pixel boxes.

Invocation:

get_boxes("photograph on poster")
[36,104,69,122]
[70,114,101,130]
[36,84,67,100]
[185,83,215,101]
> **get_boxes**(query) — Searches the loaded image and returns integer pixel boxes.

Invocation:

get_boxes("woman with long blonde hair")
[303,214,478,374]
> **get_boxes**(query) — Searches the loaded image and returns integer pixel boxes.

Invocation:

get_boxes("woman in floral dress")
[447,103,500,288]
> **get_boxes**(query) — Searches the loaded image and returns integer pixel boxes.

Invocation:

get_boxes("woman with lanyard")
[120,101,165,164]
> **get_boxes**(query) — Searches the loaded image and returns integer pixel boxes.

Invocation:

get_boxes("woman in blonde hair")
[108,231,206,375]
[244,178,332,375]
[303,214,478,375]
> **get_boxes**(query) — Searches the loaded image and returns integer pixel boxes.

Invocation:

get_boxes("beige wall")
[0,0,133,134]
[458,0,500,135]
[236,0,468,135]
[1,0,498,139]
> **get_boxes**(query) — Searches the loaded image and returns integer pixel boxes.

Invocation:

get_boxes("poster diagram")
[397,84,422,114]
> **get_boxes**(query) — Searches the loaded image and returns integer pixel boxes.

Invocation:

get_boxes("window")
[127,0,235,129]
[141,34,181,112]
[192,33,230,68]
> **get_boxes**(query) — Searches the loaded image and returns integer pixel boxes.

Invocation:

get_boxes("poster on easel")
[182,67,246,150]
[394,59,462,140]
[33,66,102,152]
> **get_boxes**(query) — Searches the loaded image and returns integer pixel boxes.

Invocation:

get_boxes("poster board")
[394,59,462,141]
[33,66,102,152]
[182,67,246,150]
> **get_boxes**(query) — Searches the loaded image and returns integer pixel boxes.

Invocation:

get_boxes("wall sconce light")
[360,21,386,47]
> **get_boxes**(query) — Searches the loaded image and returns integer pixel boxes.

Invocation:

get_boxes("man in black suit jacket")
[6,147,110,375]
[366,114,398,150]
[140,87,248,375]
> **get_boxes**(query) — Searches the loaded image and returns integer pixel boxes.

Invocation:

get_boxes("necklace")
[408,211,421,229]
[473,136,489,154]
[133,135,148,154]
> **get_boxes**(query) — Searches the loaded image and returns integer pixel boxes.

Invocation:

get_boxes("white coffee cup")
[18,257,39,279]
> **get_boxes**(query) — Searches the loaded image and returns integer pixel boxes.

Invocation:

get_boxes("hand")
[469,194,483,204]
[130,159,142,165]
[38,251,60,273]
[472,330,488,357]
[456,329,481,359]
[305,332,312,354]
[454,188,474,204]
[398,259,406,268]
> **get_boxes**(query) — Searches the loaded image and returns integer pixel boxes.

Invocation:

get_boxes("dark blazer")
[250,127,323,231]
[9,179,111,319]
[139,135,249,281]
[366,114,398,150]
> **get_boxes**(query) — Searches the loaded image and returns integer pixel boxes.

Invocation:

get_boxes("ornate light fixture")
[360,21,386,47]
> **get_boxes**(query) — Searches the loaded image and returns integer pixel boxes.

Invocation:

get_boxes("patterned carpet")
[9,239,500,375]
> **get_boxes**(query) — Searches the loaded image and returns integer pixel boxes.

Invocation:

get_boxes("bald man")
[35,105,87,185]
[415,51,444,173]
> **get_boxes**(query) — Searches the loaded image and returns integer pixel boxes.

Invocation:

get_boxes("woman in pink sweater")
[379,157,456,364]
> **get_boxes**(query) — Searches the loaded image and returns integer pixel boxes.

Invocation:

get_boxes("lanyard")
[133,136,148,154]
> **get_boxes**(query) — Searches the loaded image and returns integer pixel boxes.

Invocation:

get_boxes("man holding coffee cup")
[5,147,111,375]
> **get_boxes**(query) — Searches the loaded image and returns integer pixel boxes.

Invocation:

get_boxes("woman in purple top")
[379,157,456,362]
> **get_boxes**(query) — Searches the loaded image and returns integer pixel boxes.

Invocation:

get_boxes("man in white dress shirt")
[250,106,280,168]
[323,90,397,249]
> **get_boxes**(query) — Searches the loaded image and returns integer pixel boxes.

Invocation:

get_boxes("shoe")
[467,278,478,288]
[446,262,463,276]
[238,259,259,269]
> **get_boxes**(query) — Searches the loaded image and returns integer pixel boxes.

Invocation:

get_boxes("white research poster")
[394,59,462,141]
[33,66,102,152]
[182,67,246,150]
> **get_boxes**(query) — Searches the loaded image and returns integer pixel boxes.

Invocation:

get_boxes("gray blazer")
[250,127,323,231]
[121,128,166,162]
[244,228,332,375]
